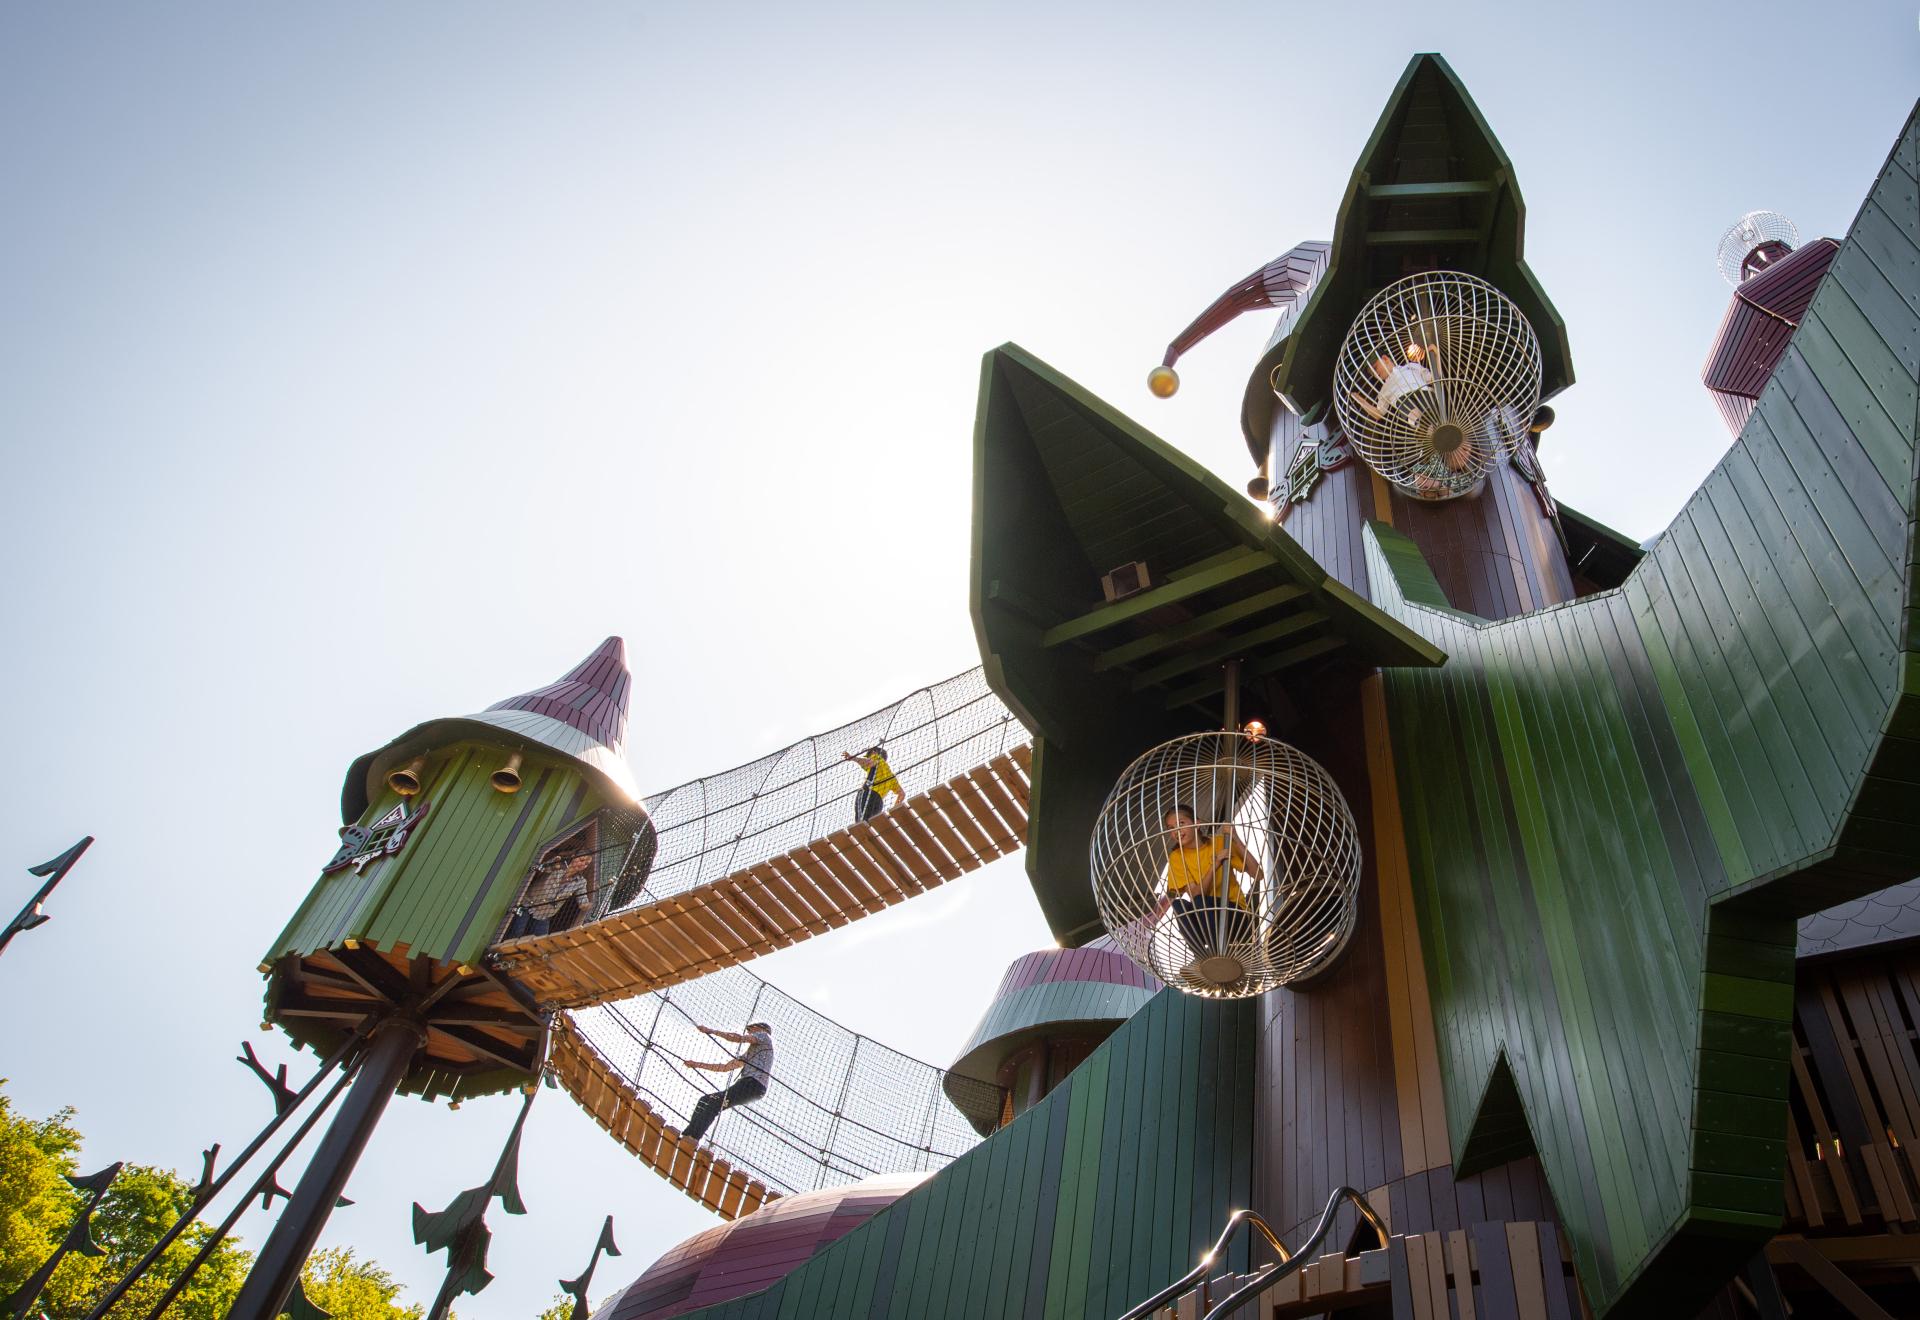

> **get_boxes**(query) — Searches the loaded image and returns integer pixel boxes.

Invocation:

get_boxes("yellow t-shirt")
[1165,836,1249,908]
[866,755,902,798]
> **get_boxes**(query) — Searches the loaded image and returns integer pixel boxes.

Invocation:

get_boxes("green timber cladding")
[673,988,1255,1320]
[265,739,608,971]
[1362,105,1920,1315]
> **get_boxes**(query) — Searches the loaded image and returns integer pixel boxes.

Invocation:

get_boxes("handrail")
[1115,1186,1387,1320]
[1200,1187,1388,1320]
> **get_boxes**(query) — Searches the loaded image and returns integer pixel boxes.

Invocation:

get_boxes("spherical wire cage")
[1089,733,1361,999]
[1331,270,1542,501]
[1716,210,1799,286]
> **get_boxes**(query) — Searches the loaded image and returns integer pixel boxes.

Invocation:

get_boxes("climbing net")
[631,666,1025,905]
[504,667,1030,937]
[571,963,1006,1195]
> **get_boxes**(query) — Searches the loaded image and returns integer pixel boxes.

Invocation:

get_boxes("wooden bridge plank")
[939,779,1009,857]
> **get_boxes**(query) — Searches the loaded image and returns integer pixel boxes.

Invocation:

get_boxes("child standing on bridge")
[682,1021,775,1143]
[842,745,904,823]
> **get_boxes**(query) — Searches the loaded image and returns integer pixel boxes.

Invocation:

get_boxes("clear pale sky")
[2,4,1914,1316]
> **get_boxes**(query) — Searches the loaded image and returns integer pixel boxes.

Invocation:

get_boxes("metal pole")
[1222,660,1241,732]
[227,1013,424,1320]
[82,1026,367,1320]
[137,1059,360,1320]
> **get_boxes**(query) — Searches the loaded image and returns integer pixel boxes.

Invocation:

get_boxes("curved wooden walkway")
[489,746,1032,1009]
[550,1013,780,1220]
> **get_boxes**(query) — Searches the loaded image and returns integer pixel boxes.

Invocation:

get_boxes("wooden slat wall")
[266,739,602,969]
[1386,459,1575,623]
[1257,675,1563,1269]
[648,988,1253,1320]
[1361,108,1920,1317]
[490,747,1031,1006]
[1784,946,1920,1235]
[1278,458,1377,597]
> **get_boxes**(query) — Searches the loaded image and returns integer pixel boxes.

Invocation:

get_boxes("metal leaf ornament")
[4,1163,122,1320]
[413,1089,535,1320]
[282,1277,333,1320]
[558,1216,621,1320]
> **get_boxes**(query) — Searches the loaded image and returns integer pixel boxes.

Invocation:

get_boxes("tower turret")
[233,638,646,1319]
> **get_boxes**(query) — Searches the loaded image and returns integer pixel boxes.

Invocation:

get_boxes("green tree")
[535,1295,574,1320]
[298,1247,423,1320]
[0,1083,249,1318]
[0,1083,428,1320]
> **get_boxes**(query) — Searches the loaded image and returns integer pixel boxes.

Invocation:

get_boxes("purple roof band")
[485,635,631,755]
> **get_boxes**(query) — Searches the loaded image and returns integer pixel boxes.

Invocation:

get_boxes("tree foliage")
[300,1247,423,1320]
[0,1082,426,1320]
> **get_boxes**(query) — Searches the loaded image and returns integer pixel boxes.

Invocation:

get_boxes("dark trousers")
[684,1077,766,1142]
[855,785,885,823]
[1172,894,1254,958]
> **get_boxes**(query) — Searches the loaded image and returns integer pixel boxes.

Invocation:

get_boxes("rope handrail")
[565,957,1005,1198]
[1115,1187,1388,1320]
[629,667,1024,908]
[501,667,1027,935]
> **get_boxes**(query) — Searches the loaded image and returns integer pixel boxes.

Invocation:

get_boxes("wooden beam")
[1041,549,1276,647]
[1769,1233,1920,1268]
[275,995,378,1022]
[1093,585,1309,672]
[1776,1238,1896,1320]
[1364,228,1482,246]
[983,578,1066,628]
[1130,610,1327,691]
[1367,180,1497,201]
[1248,633,1347,677]
[434,1024,538,1073]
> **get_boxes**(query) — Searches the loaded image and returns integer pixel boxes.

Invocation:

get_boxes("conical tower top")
[341,636,639,821]
[483,635,631,767]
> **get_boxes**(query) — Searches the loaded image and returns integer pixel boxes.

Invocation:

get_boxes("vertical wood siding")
[668,988,1254,1320]
[265,738,602,967]
[1361,107,1920,1316]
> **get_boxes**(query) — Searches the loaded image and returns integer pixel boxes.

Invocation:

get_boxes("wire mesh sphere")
[1332,271,1542,501]
[1716,211,1799,286]
[1089,733,1361,999]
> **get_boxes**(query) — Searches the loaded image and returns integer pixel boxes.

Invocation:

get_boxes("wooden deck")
[549,1013,780,1221]
[489,746,1032,1008]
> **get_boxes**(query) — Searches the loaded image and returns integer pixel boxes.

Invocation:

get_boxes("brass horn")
[491,751,524,794]
[386,756,427,797]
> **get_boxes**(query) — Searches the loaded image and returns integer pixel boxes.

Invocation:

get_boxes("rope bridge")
[555,962,1007,1218]
[491,668,1033,1007]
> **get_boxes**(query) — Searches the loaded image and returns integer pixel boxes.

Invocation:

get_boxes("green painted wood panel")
[264,737,605,968]
[666,989,1253,1320]
[1360,106,1920,1317]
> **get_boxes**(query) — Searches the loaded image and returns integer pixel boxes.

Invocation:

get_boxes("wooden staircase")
[489,745,1031,1008]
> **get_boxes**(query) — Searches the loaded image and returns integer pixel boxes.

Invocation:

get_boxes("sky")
[1,3,1914,1316]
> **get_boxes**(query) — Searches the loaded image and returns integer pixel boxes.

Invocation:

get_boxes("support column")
[228,1013,424,1320]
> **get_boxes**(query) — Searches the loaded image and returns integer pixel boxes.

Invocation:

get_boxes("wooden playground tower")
[230,53,1920,1320]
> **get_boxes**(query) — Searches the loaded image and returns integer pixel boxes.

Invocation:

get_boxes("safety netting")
[507,666,1031,938]
[631,666,1025,903]
[571,963,1006,1195]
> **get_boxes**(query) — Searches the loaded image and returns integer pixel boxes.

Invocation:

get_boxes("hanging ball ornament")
[1147,365,1180,398]
[1332,271,1542,501]
[1089,732,1362,999]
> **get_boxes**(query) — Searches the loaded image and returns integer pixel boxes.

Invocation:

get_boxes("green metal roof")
[1240,53,1573,465]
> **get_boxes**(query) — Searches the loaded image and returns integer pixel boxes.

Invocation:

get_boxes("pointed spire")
[463,636,636,802]
[343,637,640,822]
[484,636,630,761]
